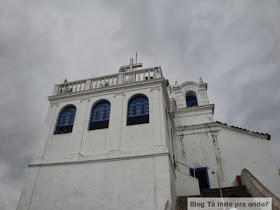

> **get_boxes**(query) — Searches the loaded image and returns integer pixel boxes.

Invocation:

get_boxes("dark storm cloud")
[0,0,279,209]
[0,1,68,208]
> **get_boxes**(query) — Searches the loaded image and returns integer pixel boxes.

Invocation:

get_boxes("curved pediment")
[178,81,199,94]
[179,81,199,89]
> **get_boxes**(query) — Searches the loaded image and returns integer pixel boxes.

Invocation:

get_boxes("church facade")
[17,60,279,210]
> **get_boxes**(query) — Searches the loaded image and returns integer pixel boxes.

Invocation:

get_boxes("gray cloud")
[0,0,279,209]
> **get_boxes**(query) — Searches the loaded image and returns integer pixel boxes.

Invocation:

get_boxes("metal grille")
[57,106,76,127]
[91,102,111,122]
[128,96,149,117]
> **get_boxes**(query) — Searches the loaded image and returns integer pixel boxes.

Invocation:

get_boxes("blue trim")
[186,96,198,107]
[127,95,149,118]
[189,167,210,189]
[91,101,111,122]
[189,168,194,176]
[57,106,76,127]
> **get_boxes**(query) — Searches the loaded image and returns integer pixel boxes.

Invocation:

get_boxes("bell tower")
[17,59,177,210]
[168,78,214,127]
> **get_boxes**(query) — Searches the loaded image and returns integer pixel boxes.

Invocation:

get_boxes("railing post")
[84,79,91,90]
[154,68,162,78]
[74,83,77,91]
[117,73,124,85]
[52,85,60,95]
[94,80,97,88]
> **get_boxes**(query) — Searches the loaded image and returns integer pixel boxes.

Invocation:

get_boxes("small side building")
[170,78,280,198]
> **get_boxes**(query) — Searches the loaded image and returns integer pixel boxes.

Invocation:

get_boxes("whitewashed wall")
[33,83,170,161]
[23,156,171,210]
[175,124,280,197]
[217,128,280,197]
[174,107,214,127]
[175,171,200,196]
[175,127,220,189]
[18,79,178,210]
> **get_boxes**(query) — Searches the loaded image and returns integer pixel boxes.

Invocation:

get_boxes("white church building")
[17,59,280,210]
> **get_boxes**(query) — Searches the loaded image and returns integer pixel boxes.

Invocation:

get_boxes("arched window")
[186,91,198,107]
[55,105,76,134]
[127,95,149,126]
[89,100,111,130]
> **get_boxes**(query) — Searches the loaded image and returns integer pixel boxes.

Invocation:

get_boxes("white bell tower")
[17,59,177,210]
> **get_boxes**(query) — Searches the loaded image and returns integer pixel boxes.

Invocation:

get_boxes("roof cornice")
[175,104,215,115]
[176,121,270,140]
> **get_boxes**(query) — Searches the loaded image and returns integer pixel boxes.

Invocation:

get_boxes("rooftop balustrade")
[52,67,163,96]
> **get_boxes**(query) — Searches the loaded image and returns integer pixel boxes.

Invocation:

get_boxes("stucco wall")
[33,84,170,161]
[175,124,280,197]
[17,80,178,210]
[218,128,280,197]
[175,128,220,189]
[20,155,172,210]
[174,107,214,127]
[175,171,200,196]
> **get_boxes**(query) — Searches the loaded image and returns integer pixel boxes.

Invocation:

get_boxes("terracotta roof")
[215,121,271,140]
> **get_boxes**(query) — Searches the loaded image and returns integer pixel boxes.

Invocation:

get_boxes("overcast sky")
[0,0,280,209]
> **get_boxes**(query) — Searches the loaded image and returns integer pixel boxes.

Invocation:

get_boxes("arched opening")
[186,91,198,107]
[89,100,111,130]
[55,105,76,134]
[127,94,149,126]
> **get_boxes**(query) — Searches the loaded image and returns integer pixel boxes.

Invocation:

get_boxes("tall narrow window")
[127,95,149,126]
[55,105,76,134]
[186,91,198,107]
[89,100,111,130]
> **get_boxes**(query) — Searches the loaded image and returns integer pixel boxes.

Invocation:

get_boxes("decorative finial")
[64,79,68,83]
[175,81,178,86]
[199,78,203,83]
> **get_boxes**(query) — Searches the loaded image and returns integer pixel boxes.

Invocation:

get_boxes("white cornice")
[29,152,169,167]
[175,121,270,140]
[175,104,215,115]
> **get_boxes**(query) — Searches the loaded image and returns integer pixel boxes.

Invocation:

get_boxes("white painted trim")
[29,152,170,167]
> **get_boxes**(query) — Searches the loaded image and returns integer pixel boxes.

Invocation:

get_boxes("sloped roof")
[216,121,271,140]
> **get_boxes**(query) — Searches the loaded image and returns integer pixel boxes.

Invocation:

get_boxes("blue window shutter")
[128,96,149,118]
[91,101,111,122]
[58,106,76,127]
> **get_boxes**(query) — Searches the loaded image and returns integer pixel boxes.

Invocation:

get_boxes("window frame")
[127,94,149,126]
[89,100,111,130]
[54,105,76,135]
[185,91,198,107]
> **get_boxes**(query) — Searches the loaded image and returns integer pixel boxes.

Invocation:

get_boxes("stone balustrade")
[123,68,158,83]
[90,74,118,89]
[52,67,162,96]
[56,80,87,95]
